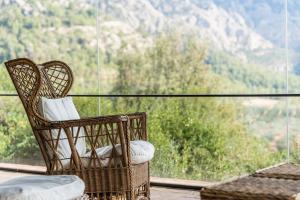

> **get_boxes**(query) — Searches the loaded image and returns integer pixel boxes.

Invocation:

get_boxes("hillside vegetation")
[0,0,291,180]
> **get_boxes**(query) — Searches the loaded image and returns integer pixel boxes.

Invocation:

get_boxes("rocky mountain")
[99,0,275,57]
[99,0,300,71]
[213,0,300,51]
[2,0,300,71]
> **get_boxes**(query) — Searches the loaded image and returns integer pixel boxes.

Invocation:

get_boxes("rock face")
[212,0,300,50]
[99,0,274,54]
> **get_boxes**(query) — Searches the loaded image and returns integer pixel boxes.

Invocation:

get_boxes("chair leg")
[136,183,150,200]
[146,182,150,200]
[126,191,132,200]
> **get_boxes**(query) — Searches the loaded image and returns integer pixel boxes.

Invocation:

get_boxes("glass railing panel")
[0,96,99,166]
[98,96,286,181]
[287,97,300,163]
[0,0,97,94]
[98,0,286,95]
[0,96,286,181]
[287,1,300,93]
[0,96,42,165]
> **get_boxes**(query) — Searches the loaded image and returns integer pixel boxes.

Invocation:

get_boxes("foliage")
[96,35,282,180]
[0,1,98,94]
[0,98,41,164]
[0,2,286,181]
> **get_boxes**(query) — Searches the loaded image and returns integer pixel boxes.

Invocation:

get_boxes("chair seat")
[0,175,85,200]
[82,140,155,167]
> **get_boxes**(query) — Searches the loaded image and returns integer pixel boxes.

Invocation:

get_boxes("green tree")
[102,34,282,180]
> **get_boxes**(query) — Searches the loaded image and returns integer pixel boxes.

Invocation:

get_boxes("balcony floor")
[0,170,200,200]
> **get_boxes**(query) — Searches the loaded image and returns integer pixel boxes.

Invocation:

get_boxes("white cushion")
[82,140,155,167]
[130,140,155,164]
[0,175,84,200]
[41,97,86,167]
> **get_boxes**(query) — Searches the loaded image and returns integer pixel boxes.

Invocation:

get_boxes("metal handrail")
[0,93,300,97]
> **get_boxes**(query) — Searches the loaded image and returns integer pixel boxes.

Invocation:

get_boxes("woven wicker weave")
[253,163,300,180]
[5,58,150,200]
[201,176,300,200]
[201,163,300,200]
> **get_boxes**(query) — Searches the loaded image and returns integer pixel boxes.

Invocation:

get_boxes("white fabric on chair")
[40,97,86,167]
[40,97,155,168]
[130,140,155,164]
[0,175,84,200]
[82,140,155,167]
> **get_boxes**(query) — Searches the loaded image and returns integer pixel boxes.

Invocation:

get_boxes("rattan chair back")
[5,58,73,125]
[5,58,73,168]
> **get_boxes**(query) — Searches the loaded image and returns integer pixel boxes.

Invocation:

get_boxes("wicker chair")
[5,58,150,200]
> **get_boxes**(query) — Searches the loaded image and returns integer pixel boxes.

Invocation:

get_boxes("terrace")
[0,163,203,200]
[0,0,300,199]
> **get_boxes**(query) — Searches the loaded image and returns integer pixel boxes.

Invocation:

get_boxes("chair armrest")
[35,113,130,130]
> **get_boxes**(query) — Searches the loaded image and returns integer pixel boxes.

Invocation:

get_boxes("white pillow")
[82,140,155,167]
[0,175,84,200]
[41,97,86,167]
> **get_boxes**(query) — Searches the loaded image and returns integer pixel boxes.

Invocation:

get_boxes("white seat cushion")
[0,175,84,200]
[82,140,155,167]
[40,97,86,167]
